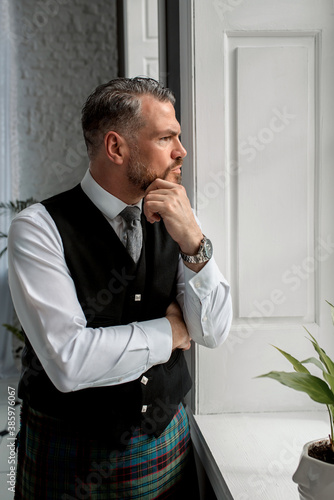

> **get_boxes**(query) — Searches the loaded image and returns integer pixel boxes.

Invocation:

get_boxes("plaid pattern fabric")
[15,402,193,499]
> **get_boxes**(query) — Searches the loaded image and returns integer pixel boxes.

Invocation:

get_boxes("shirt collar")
[81,169,142,220]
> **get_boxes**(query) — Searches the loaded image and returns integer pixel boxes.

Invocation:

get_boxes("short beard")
[127,158,158,192]
[127,148,182,192]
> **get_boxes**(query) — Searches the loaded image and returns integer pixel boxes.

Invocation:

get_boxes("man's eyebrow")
[161,128,181,137]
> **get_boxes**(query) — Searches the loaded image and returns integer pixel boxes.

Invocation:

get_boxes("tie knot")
[120,206,141,225]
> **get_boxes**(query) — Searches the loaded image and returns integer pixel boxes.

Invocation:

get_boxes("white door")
[123,0,159,79]
[180,0,334,414]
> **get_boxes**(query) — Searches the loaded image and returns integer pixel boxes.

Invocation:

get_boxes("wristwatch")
[180,235,213,264]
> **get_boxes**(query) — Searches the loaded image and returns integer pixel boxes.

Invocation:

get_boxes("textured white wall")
[11,0,118,201]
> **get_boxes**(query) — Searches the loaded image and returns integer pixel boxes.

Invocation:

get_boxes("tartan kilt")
[14,402,197,499]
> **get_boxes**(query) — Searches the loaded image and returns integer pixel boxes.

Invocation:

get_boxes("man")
[8,77,232,499]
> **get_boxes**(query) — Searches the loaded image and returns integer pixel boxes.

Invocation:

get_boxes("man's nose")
[172,139,187,159]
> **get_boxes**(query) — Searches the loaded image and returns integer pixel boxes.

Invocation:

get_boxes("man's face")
[126,95,187,192]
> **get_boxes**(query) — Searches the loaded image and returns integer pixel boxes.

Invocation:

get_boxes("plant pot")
[292,439,334,500]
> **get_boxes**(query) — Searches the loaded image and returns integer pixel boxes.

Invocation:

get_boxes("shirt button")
[141,376,148,385]
[203,316,207,322]
[195,281,201,289]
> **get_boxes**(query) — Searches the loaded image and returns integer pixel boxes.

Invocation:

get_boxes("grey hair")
[81,77,176,159]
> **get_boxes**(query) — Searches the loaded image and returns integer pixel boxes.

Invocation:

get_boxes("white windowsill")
[188,410,329,500]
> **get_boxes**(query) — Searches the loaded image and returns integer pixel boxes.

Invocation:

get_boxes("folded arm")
[8,203,232,394]
[8,205,173,392]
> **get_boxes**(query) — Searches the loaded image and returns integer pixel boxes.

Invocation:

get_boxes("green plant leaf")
[0,198,37,215]
[314,344,334,375]
[301,356,325,372]
[2,323,25,343]
[324,372,334,394]
[304,327,334,376]
[328,404,334,424]
[301,357,334,393]
[272,346,310,373]
[256,371,334,405]
[0,247,7,258]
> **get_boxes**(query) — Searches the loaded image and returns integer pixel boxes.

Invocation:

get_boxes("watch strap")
[180,235,212,264]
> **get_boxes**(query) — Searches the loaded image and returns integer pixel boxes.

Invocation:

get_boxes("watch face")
[180,236,213,263]
[204,238,213,259]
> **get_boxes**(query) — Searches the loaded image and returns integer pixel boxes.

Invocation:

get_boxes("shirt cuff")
[135,317,173,368]
[184,257,228,301]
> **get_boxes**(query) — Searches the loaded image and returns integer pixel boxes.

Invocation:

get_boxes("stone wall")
[11,0,118,200]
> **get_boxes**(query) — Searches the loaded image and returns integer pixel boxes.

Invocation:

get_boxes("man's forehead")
[139,95,180,134]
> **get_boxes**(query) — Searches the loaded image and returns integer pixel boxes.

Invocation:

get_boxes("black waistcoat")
[18,184,192,448]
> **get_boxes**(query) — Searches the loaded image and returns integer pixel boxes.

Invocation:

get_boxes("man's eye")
[160,136,171,141]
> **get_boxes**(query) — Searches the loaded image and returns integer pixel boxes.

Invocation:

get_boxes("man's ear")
[104,131,129,164]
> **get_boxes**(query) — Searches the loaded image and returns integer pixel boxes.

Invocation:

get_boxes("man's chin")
[164,170,182,185]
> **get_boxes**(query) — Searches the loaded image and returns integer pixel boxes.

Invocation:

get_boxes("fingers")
[172,331,192,351]
[144,178,178,194]
[144,178,204,263]
[144,182,187,225]
[166,300,192,350]
[145,210,161,224]
[180,339,192,351]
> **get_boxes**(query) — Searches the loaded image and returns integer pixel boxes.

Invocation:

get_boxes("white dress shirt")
[7,170,232,393]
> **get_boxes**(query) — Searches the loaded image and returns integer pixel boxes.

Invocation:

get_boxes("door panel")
[233,36,315,321]
[124,0,159,79]
[188,0,334,413]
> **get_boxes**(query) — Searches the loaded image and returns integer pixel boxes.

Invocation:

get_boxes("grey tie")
[120,206,143,263]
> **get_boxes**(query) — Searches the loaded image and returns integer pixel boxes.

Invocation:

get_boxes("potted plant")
[257,301,334,500]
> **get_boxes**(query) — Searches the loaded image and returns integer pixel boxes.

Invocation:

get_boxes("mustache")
[163,159,183,184]
[171,158,183,169]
